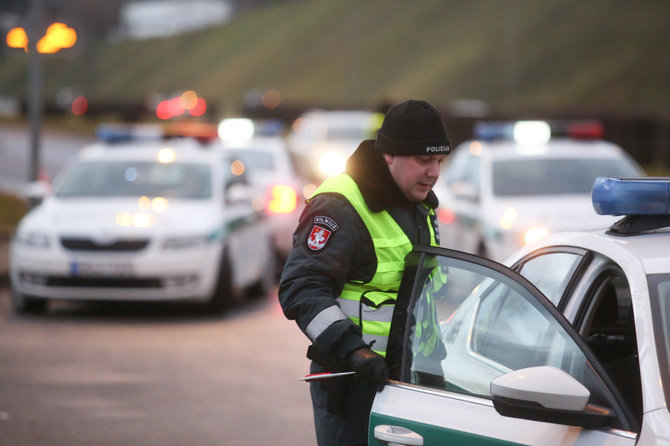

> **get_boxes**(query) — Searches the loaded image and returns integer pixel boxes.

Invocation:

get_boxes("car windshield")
[226,150,275,171]
[55,160,212,199]
[648,273,670,409]
[325,125,368,140]
[493,158,637,196]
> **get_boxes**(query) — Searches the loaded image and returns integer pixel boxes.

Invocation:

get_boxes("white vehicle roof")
[79,138,214,160]
[472,138,634,161]
[213,135,288,154]
[515,228,670,275]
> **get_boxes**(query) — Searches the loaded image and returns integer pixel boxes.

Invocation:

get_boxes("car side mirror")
[25,180,50,208]
[490,366,615,429]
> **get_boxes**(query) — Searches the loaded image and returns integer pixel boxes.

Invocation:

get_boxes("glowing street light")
[5,22,77,54]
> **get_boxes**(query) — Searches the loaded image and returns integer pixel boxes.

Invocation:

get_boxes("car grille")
[60,237,150,252]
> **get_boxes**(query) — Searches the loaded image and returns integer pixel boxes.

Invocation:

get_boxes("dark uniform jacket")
[278,139,440,368]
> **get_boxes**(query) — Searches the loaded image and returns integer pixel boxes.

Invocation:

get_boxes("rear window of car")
[493,158,637,196]
[226,150,275,171]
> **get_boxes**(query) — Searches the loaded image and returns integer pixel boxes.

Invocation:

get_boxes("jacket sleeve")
[278,193,373,366]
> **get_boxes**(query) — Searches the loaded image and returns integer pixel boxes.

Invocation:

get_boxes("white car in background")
[213,118,312,270]
[9,132,274,314]
[369,177,670,445]
[434,120,645,262]
[285,109,378,182]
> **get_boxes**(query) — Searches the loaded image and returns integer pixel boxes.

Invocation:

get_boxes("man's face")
[383,154,446,202]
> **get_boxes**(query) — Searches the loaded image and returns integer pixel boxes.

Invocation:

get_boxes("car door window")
[648,274,670,414]
[576,271,641,425]
[515,251,583,305]
[389,247,631,431]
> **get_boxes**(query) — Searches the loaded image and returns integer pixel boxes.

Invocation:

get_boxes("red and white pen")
[298,371,356,382]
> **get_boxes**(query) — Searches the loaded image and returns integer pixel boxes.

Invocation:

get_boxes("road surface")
[0,286,315,446]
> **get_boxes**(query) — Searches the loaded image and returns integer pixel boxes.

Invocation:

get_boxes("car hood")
[489,195,619,232]
[19,197,222,238]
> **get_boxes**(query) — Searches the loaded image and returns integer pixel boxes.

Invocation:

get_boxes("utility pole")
[27,0,44,184]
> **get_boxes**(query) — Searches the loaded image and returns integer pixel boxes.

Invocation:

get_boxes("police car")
[285,109,377,182]
[369,177,670,445]
[9,126,274,314]
[434,121,645,262]
[211,118,310,269]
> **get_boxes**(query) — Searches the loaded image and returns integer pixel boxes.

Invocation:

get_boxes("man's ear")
[383,153,394,166]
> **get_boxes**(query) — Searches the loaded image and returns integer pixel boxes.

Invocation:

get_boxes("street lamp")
[5,22,77,54]
[3,4,79,187]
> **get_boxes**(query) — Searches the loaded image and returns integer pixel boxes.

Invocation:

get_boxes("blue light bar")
[592,177,670,216]
[474,120,603,143]
[96,123,164,143]
[474,122,514,141]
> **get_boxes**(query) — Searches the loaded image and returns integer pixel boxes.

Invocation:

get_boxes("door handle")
[373,424,424,446]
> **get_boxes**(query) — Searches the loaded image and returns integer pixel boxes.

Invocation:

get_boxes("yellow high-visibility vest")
[313,173,438,356]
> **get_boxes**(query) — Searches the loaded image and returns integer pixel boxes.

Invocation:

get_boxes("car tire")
[206,250,233,314]
[10,284,48,314]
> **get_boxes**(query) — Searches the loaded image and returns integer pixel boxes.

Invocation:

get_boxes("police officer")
[279,99,451,446]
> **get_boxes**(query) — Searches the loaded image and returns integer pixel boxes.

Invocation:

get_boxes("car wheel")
[10,285,48,314]
[206,251,233,314]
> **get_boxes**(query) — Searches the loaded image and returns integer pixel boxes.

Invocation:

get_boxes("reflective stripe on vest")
[313,174,438,356]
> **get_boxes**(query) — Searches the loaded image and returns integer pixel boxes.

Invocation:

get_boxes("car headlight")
[318,152,347,177]
[14,231,51,249]
[524,227,550,245]
[499,207,517,230]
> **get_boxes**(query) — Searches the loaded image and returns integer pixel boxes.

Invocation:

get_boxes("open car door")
[369,245,638,445]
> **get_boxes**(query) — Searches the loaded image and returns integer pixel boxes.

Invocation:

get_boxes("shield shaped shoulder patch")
[307,225,332,251]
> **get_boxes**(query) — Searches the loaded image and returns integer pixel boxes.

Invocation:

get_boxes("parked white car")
[10,134,274,313]
[435,120,645,262]
[211,120,310,269]
[285,109,377,182]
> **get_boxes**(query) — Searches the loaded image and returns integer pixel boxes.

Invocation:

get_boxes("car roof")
[513,226,670,276]
[79,138,220,163]
[459,138,630,161]
[212,136,287,152]
[298,109,373,120]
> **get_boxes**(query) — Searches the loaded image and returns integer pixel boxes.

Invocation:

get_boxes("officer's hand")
[347,347,388,391]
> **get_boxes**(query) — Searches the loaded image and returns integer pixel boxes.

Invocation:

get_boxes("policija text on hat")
[278,99,451,446]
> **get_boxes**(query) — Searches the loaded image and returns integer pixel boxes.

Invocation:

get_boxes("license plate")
[70,261,135,277]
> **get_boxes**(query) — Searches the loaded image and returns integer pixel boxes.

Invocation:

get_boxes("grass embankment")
[0,193,27,236]
[1,1,670,119]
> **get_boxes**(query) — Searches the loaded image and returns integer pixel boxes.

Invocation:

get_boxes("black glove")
[347,347,388,391]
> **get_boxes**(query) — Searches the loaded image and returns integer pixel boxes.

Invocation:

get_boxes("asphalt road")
[0,286,315,446]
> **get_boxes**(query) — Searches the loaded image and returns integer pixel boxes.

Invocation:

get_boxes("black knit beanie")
[375,99,451,156]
